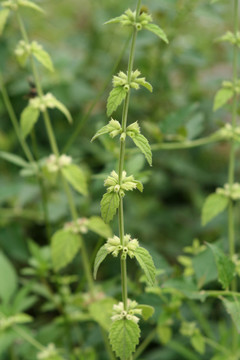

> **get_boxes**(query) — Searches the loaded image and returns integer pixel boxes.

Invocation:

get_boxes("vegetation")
[0,0,240,359]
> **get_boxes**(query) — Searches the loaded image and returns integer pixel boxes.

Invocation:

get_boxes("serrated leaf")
[32,46,54,72]
[130,133,152,166]
[134,247,156,286]
[221,297,240,332]
[0,151,28,167]
[0,251,17,303]
[20,106,40,138]
[17,0,45,13]
[89,298,117,330]
[104,15,124,25]
[143,23,168,43]
[213,88,233,111]
[109,319,140,360]
[93,245,109,280]
[51,229,81,271]
[61,164,87,196]
[207,243,235,290]
[191,332,205,354]
[136,304,154,320]
[51,98,72,124]
[88,216,112,238]
[100,192,120,223]
[202,193,228,226]
[91,124,111,142]
[0,9,9,35]
[107,86,126,117]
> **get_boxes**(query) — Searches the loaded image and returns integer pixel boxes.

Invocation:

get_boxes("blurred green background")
[0,0,239,359]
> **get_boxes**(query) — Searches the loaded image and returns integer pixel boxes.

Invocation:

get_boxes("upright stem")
[118,0,141,312]
[227,0,239,351]
[16,10,94,292]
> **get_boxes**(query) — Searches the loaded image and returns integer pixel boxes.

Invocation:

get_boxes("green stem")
[201,290,240,298]
[227,0,239,351]
[150,134,221,152]
[117,0,141,312]
[13,325,44,351]
[0,71,34,163]
[31,130,51,240]
[132,328,156,359]
[16,10,94,292]
[100,327,116,360]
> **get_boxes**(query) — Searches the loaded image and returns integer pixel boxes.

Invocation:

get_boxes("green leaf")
[20,106,40,138]
[130,133,152,166]
[136,304,154,320]
[105,16,123,25]
[135,180,143,192]
[207,243,235,290]
[134,247,156,286]
[192,247,218,287]
[17,0,45,13]
[88,216,112,238]
[51,229,81,271]
[191,332,205,355]
[89,298,117,331]
[137,78,153,92]
[201,193,228,226]
[221,297,240,332]
[143,23,168,43]
[61,164,87,196]
[51,97,72,124]
[11,313,33,325]
[93,245,109,280]
[213,88,233,111]
[157,325,172,344]
[0,151,28,167]
[91,124,111,142]
[32,46,54,72]
[107,86,126,117]
[0,251,17,303]
[0,9,10,36]
[109,319,140,360]
[100,192,120,223]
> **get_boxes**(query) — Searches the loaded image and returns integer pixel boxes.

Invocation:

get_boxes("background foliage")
[0,0,239,359]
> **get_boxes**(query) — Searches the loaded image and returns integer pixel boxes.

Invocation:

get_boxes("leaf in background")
[192,247,218,288]
[207,243,235,290]
[93,245,109,280]
[32,46,54,72]
[221,297,240,332]
[88,216,112,238]
[51,229,81,271]
[0,251,17,303]
[51,97,72,123]
[0,151,28,167]
[107,87,126,117]
[0,9,10,36]
[143,23,169,43]
[191,332,205,354]
[157,325,172,344]
[100,192,119,223]
[18,0,45,13]
[89,298,117,331]
[61,164,87,196]
[136,304,154,320]
[134,247,156,286]
[213,88,233,111]
[201,193,228,226]
[20,106,40,138]
[109,319,140,360]
[130,133,152,166]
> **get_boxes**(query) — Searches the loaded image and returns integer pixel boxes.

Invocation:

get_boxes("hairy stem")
[118,0,141,312]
